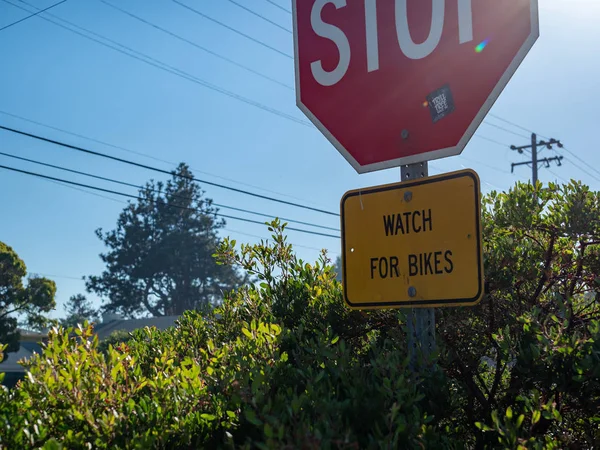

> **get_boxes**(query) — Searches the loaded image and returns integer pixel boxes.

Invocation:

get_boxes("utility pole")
[510,133,564,185]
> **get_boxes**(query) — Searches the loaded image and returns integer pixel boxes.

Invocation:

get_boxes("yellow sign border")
[340,169,484,310]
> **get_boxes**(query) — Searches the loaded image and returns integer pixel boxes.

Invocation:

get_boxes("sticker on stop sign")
[292,0,539,173]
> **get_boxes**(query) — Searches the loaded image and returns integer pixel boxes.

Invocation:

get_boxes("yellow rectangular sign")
[340,169,483,309]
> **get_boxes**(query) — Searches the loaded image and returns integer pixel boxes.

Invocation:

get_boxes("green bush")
[0,181,599,449]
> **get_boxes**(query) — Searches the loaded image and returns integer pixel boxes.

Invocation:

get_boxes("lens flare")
[475,39,489,53]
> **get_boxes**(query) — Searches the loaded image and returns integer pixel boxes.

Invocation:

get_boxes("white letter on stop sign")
[309,0,474,84]
[396,0,445,60]
[310,0,351,86]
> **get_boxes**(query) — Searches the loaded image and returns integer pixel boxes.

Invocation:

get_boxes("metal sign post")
[401,162,436,371]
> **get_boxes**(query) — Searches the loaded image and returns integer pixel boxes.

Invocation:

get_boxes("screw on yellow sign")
[340,169,484,309]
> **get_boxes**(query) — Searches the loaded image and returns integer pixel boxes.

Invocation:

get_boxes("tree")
[333,255,342,282]
[60,294,98,328]
[434,180,600,447]
[0,241,56,356]
[85,163,247,318]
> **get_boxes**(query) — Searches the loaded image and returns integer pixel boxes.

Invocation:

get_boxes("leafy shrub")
[97,329,133,354]
[0,181,599,449]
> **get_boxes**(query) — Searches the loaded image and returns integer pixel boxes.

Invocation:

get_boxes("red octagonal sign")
[292,0,539,173]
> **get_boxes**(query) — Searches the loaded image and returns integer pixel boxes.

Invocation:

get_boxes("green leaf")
[244,409,263,426]
[264,423,274,438]
[331,336,340,345]
[532,410,541,425]
[506,406,513,420]
[201,413,216,421]
[516,414,524,428]
[42,439,63,450]
[242,328,253,339]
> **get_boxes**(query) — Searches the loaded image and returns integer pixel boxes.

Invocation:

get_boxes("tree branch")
[142,281,161,317]
[445,342,489,410]
[487,294,505,408]
[0,305,27,319]
[530,234,556,306]
[569,241,587,298]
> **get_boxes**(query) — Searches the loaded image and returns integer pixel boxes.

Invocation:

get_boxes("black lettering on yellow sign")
[369,251,453,279]
[383,209,432,236]
[370,256,400,279]
[408,250,453,276]
[373,209,455,280]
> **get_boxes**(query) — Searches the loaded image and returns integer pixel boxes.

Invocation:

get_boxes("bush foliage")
[1,181,599,449]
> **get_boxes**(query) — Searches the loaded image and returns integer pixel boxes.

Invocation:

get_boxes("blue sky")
[1,0,599,320]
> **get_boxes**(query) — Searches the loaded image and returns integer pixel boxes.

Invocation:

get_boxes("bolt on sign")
[340,169,483,309]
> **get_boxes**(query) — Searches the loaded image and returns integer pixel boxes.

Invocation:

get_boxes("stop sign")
[292,0,539,173]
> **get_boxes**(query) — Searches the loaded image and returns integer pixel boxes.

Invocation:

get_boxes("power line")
[172,0,293,59]
[0,163,341,239]
[473,134,510,148]
[0,0,66,32]
[562,158,600,184]
[0,150,340,232]
[40,177,335,253]
[0,124,338,216]
[461,156,512,175]
[545,168,569,185]
[488,113,551,140]
[41,179,336,253]
[99,0,293,90]
[29,272,85,281]
[224,227,329,253]
[48,178,125,204]
[0,109,175,163]
[482,121,530,139]
[3,0,310,127]
[561,146,600,179]
[264,0,291,14]
[0,110,324,206]
[224,0,291,34]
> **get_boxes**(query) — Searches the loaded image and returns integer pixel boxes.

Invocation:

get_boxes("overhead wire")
[263,0,291,14]
[461,156,512,175]
[172,0,293,59]
[488,113,550,140]
[99,0,293,90]
[481,121,530,139]
[0,163,341,239]
[561,146,600,179]
[38,179,335,254]
[562,158,600,184]
[545,168,569,184]
[29,272,85,281]
[47,178,125,204]
[0,150,340,232]
[224,0,292,34]
[0,110,324,206]
[0,124,338,216]
[472,134,511,148]
[0,0,66,32]
[2,0,310,128]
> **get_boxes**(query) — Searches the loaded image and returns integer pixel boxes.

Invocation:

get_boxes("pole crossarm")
[511,156,563,173]
[509,133,564,182]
